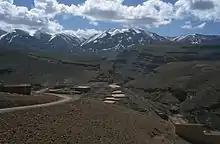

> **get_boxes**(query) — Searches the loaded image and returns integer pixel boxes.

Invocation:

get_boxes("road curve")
[0,93,80,114]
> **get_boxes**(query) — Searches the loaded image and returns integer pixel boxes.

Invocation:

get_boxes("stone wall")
[175,123,220,144]
[1,84,32,95]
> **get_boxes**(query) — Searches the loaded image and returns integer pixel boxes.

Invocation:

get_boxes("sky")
[0,0,220,37]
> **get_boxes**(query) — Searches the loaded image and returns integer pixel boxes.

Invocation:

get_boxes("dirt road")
[0,93,80,114]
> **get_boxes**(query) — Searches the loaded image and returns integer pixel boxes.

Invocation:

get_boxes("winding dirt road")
[0,93,80,114]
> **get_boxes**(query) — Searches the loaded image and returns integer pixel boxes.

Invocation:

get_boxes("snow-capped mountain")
[0,29,48,49]
[34,30,52,43]
[0,29,29,43]
[0,29,81,52]
[172,34,220,45]
[0,28,220,53]
[81,28,170,53]
[33,31,82,52]
[60,31,87,43]
[48,32,81,52]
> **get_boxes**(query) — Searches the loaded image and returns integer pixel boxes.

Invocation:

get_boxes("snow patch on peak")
[49,34,56,42]
[105,28,146,36]
[8,35,18,43]
[172,33,201,41]
[59,31,78,38]
[172,34,190,41]
[81,32,107,46]
[99,32,108,39]
[133,29,141,34]
[0,33,7,40]
[146,31,156,39]
[49,33,79,42]
[107,29,130,36]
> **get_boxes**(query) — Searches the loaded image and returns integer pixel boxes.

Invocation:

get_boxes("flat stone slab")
[105,97,121,101]
[104,100,116,104]
[112,90,123,94]
[74,86,91,93]
[76,86,90,89]
[108,84,121,89]
[112,94,126,98]
[204,131,220,136]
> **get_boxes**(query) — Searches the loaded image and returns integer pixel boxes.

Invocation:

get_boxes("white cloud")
[72,0,174,26]
[0,0,176,34]
[89,21,99,26]
[0,0,13,4]
[0,0,63,33]
[195,22,206,28]
[181,24,193,29]
[175,0,220,21]
[0,0,219,34]
[181,21,206,29]
[65,29,102,39]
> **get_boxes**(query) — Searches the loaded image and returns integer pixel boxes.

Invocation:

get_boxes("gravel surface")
[0,98,188,144]
[0,92,60,108]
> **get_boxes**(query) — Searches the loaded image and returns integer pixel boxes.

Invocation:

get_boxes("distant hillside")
[125,61,220,129]
[0,49,99,85]
[110,44,220,130]
[113,44,220,82]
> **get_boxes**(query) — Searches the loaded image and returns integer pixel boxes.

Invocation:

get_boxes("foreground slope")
[0,98,188,144]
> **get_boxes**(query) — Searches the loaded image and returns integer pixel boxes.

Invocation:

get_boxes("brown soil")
[0,92,60,108]
[0,98,188,144]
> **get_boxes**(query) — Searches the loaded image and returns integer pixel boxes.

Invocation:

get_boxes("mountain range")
[0,28,219,53]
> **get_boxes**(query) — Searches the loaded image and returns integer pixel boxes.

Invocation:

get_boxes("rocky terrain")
[0,97,188,144]
[123,61,220,127]
[0,92,60,108]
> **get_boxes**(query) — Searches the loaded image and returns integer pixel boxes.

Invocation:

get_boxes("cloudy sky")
[0,0,220,37]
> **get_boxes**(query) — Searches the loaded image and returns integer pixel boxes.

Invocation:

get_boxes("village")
[0,81,220,144]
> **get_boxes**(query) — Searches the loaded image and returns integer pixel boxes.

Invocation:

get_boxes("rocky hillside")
[125,61,220,130]
[113,44,220,81]
[111,44,220,130]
